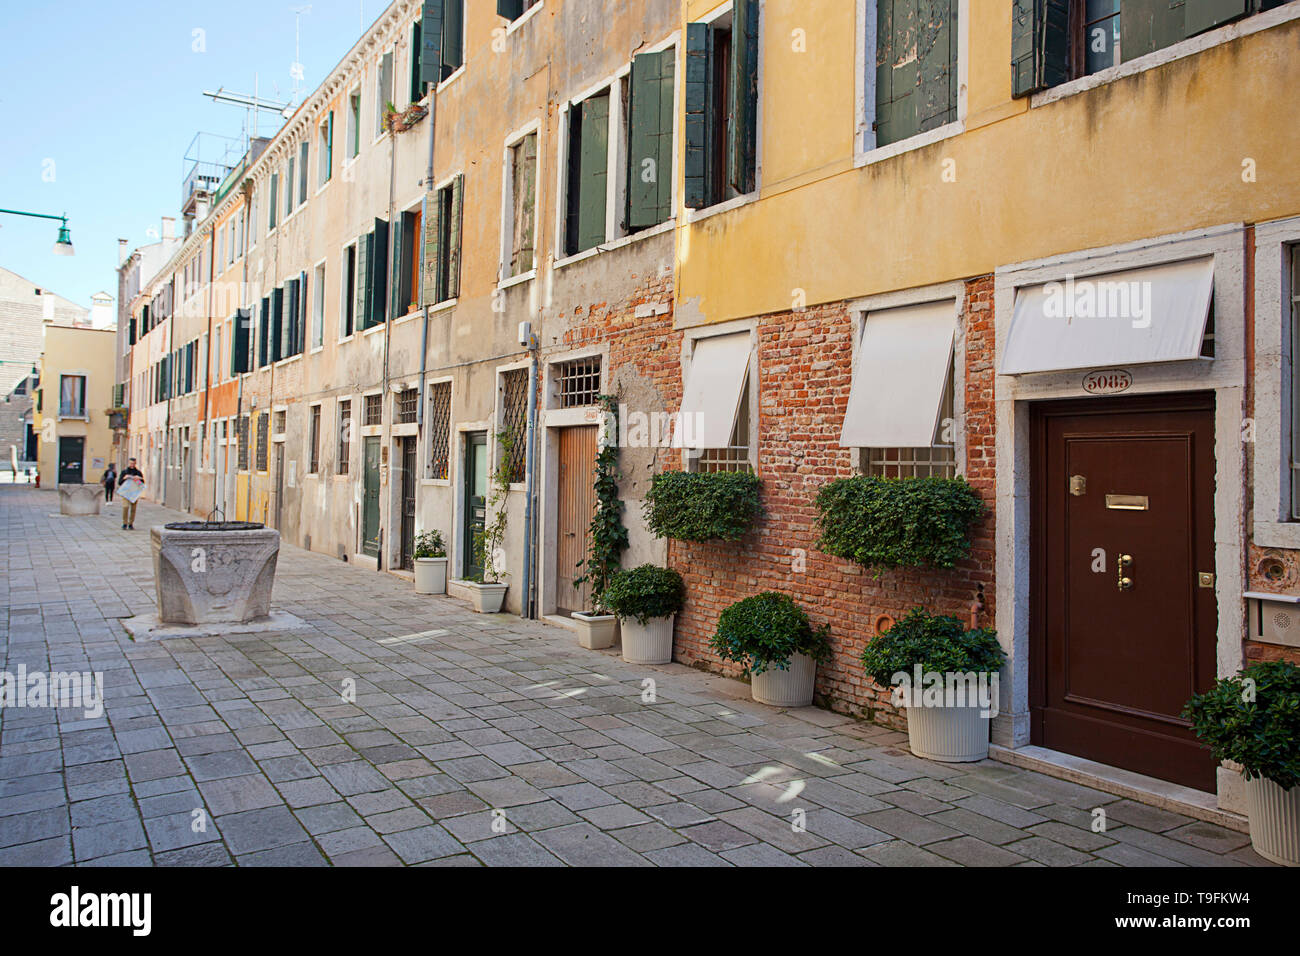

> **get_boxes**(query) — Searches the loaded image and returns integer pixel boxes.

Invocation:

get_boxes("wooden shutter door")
[447,174,464,299]
[443,0,463,76]
[421,0,445,87]
[576,94,609,253]
[422,192,443,306]
[371,217,390,324]
[684,23,711,209]
[727,0,759,194]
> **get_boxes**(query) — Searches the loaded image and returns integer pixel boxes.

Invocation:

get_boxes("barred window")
[256,412,270,471]
[500,368,529,484]
[364,393,383,426]
[698,380,753,474]
[396,387,419,424]
[237,416,250,470]
[274,409,286,434]
[428,382,451,480]
[862,366,957,479]
[337,400,351,476]
[557,356,601,408]
[308,405,321,474]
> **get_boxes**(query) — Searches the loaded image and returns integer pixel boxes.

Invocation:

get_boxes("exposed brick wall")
[670,277,997,726]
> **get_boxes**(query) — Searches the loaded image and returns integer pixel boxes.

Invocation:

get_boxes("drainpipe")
[416,66,439,439]
[204,221,216,517]
[379,48,398,573]
[520,333,539,619]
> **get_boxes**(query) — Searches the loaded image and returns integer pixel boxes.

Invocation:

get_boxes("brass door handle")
[1118,553,1134,591]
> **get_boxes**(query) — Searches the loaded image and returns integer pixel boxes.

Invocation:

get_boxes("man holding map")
[118,458,144,530]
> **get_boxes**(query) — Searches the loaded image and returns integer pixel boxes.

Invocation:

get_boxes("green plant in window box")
[815,475,985,573]
[643,470,762,542]
[709,592,830,676]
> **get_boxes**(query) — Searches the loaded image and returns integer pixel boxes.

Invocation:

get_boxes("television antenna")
[202,75,293,144]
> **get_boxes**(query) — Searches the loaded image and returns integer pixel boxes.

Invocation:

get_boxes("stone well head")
[151,521,280,625]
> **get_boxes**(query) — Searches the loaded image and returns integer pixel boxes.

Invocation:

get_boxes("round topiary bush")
[601,565,686,625]
[815,475,986,572]
[1183,660,1300,790]
[710,592,831,676]
[644,470,762,542]
[859,608,1004,688]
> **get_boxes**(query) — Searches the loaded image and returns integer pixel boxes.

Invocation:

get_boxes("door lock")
[1118,553,1134,591]
[1069,475,1086,496]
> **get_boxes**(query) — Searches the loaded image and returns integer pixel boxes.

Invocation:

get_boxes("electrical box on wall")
[1243,591,1300,648]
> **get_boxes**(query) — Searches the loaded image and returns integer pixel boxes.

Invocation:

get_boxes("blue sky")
[0,0,383,309]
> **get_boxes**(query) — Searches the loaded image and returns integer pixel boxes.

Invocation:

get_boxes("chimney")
[118,238,129,267]
[161,216,175,240]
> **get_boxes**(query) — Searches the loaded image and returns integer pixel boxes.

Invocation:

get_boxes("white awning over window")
[1000,257,1215,375]
[680,332,750,450]
[839,300,955,449]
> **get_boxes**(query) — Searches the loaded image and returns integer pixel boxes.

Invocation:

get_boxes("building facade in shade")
[668,0,1300,817]
[119,0,1300,818]
[0,267,87,474]
[34,323,118,488]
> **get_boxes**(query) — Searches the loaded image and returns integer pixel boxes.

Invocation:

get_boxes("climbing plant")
[472,428,516,584]
[574,395,629,612]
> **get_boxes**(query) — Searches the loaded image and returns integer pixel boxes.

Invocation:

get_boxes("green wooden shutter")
[422,192,443,306]
[128,318,136,345]
[573,93,609,254]
[627,50,675,229]
[299,270,309,353]
[498,0,523,19]
[728,0,759,195]
[326,112,333,181]
[916,0,957,133]
[357,232,372,329]
[390,217,405,320]
[443,0,464,76]
[1185,0,1246,35]
[1123,0,1188,62]
[684,23,710,209]
[232,309,251,375]
[1010,0,1069,98]
[258,299,269,367]
[371,217,390,324]
[271,287,284,361]
[447,174,464,300]
[420,1,445,88]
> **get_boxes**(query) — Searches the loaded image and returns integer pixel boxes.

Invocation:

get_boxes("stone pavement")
[0,487,1272,867]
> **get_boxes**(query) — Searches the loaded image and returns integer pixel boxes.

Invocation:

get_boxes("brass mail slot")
[1105,494,1149,511]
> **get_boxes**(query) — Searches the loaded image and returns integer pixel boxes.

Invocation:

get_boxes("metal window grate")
[364,393,383,426]
[274,409,286,434]
[337,400,351,476]
[396,387,419,424]
[557,356,601,408]
[500,368,529,484]
[309,405,321,473]
[699,378,753,474]
[238,416,250,470]
[863,367,957,479]
[255,412,269,471]
[428,382,452,480]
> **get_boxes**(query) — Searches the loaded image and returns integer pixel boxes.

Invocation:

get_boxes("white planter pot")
[463,581,508,613]
[1245,774,1300,866]
[620,614,675,664]
[905,703,990,762]
[414,557,448,595]
[751,653,816,707]
[573,612,617,650]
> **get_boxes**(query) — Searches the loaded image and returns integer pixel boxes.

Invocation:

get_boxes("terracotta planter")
[463,581,508,613]
[620,614,675,664]
[904,703,991,762]
[1245,774,1300,866]
[573,612,617,649]
[751,653,816,707]
[414,557,448,595]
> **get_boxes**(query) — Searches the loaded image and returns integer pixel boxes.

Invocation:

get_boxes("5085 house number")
[1082,369,1132,394]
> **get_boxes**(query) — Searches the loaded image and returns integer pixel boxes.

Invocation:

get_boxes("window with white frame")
[59,374,87,418]
[679,331,754,473]
[346,87,362,161]
[308,404,321,474]
[864,0,959,151]
[341,241,357,338]
[318,112,333,187]
[312,261,326,349]
[562,88,611,257]
[503,130,538,279]
[684,2,759,209]
[298,140,310,206]
[375,53,394,139]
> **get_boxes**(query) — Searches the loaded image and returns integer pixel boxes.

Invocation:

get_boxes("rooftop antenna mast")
[202,83,294,152]
[291,5,313,109]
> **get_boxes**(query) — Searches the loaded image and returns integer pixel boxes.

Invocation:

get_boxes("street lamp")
[0,208,75,256]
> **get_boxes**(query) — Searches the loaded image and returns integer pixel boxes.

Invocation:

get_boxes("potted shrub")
[815,475,985,573]
[603,565,685,664]
[710,592,830,707]
[1184,661,1300,866]
[413,530,447,595]
[644,470,763,542]
[460,429,514,613]
[860,609,1004,762]
[571,398,628,649]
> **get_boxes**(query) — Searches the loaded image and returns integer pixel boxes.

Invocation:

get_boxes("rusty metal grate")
[255,412,269,472]
[309,405,322,473]
[699,380,753,474]
[557,356,601,408]
[274,409,286,434]
[337,400,351,476]
[428,382,451,480]
[396,387,419,424]
[237,416,250,470]
[500,368,529,484]
[364,393,383,426]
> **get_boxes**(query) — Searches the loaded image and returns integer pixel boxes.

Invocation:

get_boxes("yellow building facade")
[36,323,118,487]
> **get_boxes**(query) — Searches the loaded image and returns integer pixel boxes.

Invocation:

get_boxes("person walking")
[118,458,144,530]
[102,464,117,503]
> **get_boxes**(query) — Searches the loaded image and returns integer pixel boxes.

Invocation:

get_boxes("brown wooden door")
[1031,393,1218,792]
[555,425,598,615]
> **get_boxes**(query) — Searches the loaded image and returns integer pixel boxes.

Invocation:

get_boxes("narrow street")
[0,487,1270,867]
